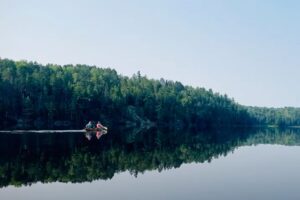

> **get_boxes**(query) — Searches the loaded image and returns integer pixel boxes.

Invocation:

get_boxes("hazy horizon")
[1,0,299,107]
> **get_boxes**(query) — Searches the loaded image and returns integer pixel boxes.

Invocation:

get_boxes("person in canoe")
[85,121,107,131]
[85,121,93,129]
[96,121,105,129]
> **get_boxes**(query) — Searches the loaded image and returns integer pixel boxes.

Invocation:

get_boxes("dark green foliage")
[0,58,254,129]
[247,106,300,127]
[1,58,299,129]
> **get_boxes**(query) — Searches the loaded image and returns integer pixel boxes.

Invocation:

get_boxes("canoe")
[84,127,108,132]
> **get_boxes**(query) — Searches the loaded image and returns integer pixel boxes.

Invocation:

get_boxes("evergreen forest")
[0,58,300,129]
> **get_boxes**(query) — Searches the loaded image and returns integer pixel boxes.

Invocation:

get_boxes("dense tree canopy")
[1,58,299,129]
[0,58,255,129]
[247,106,300,127]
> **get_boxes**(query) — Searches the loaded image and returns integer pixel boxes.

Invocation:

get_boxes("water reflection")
[84,130,108,140]
[0,127,299,188]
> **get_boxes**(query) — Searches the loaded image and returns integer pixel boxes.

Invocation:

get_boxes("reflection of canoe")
[84,127,108,132]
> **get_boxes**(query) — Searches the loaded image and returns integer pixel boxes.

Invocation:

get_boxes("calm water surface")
[0,128,299,200]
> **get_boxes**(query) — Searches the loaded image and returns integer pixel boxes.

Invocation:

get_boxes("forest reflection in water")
[0,127,299,188]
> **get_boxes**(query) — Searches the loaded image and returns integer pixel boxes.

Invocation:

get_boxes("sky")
[0,0,299,107]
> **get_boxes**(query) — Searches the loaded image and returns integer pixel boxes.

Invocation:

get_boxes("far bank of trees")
[0,58,299,129]
[0,58,254,129]
[247,107,300,127]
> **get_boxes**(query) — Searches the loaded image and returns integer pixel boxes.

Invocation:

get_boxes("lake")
[0,127,299,200]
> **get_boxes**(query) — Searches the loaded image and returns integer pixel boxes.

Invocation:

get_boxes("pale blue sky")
[0,0,299,107]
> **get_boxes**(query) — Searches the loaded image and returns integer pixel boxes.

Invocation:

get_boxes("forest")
[0,58,300,129]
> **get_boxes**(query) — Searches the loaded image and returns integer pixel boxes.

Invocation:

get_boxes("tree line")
[247,106,300,127]
[1,58,300,129]
[0,58,255,129]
